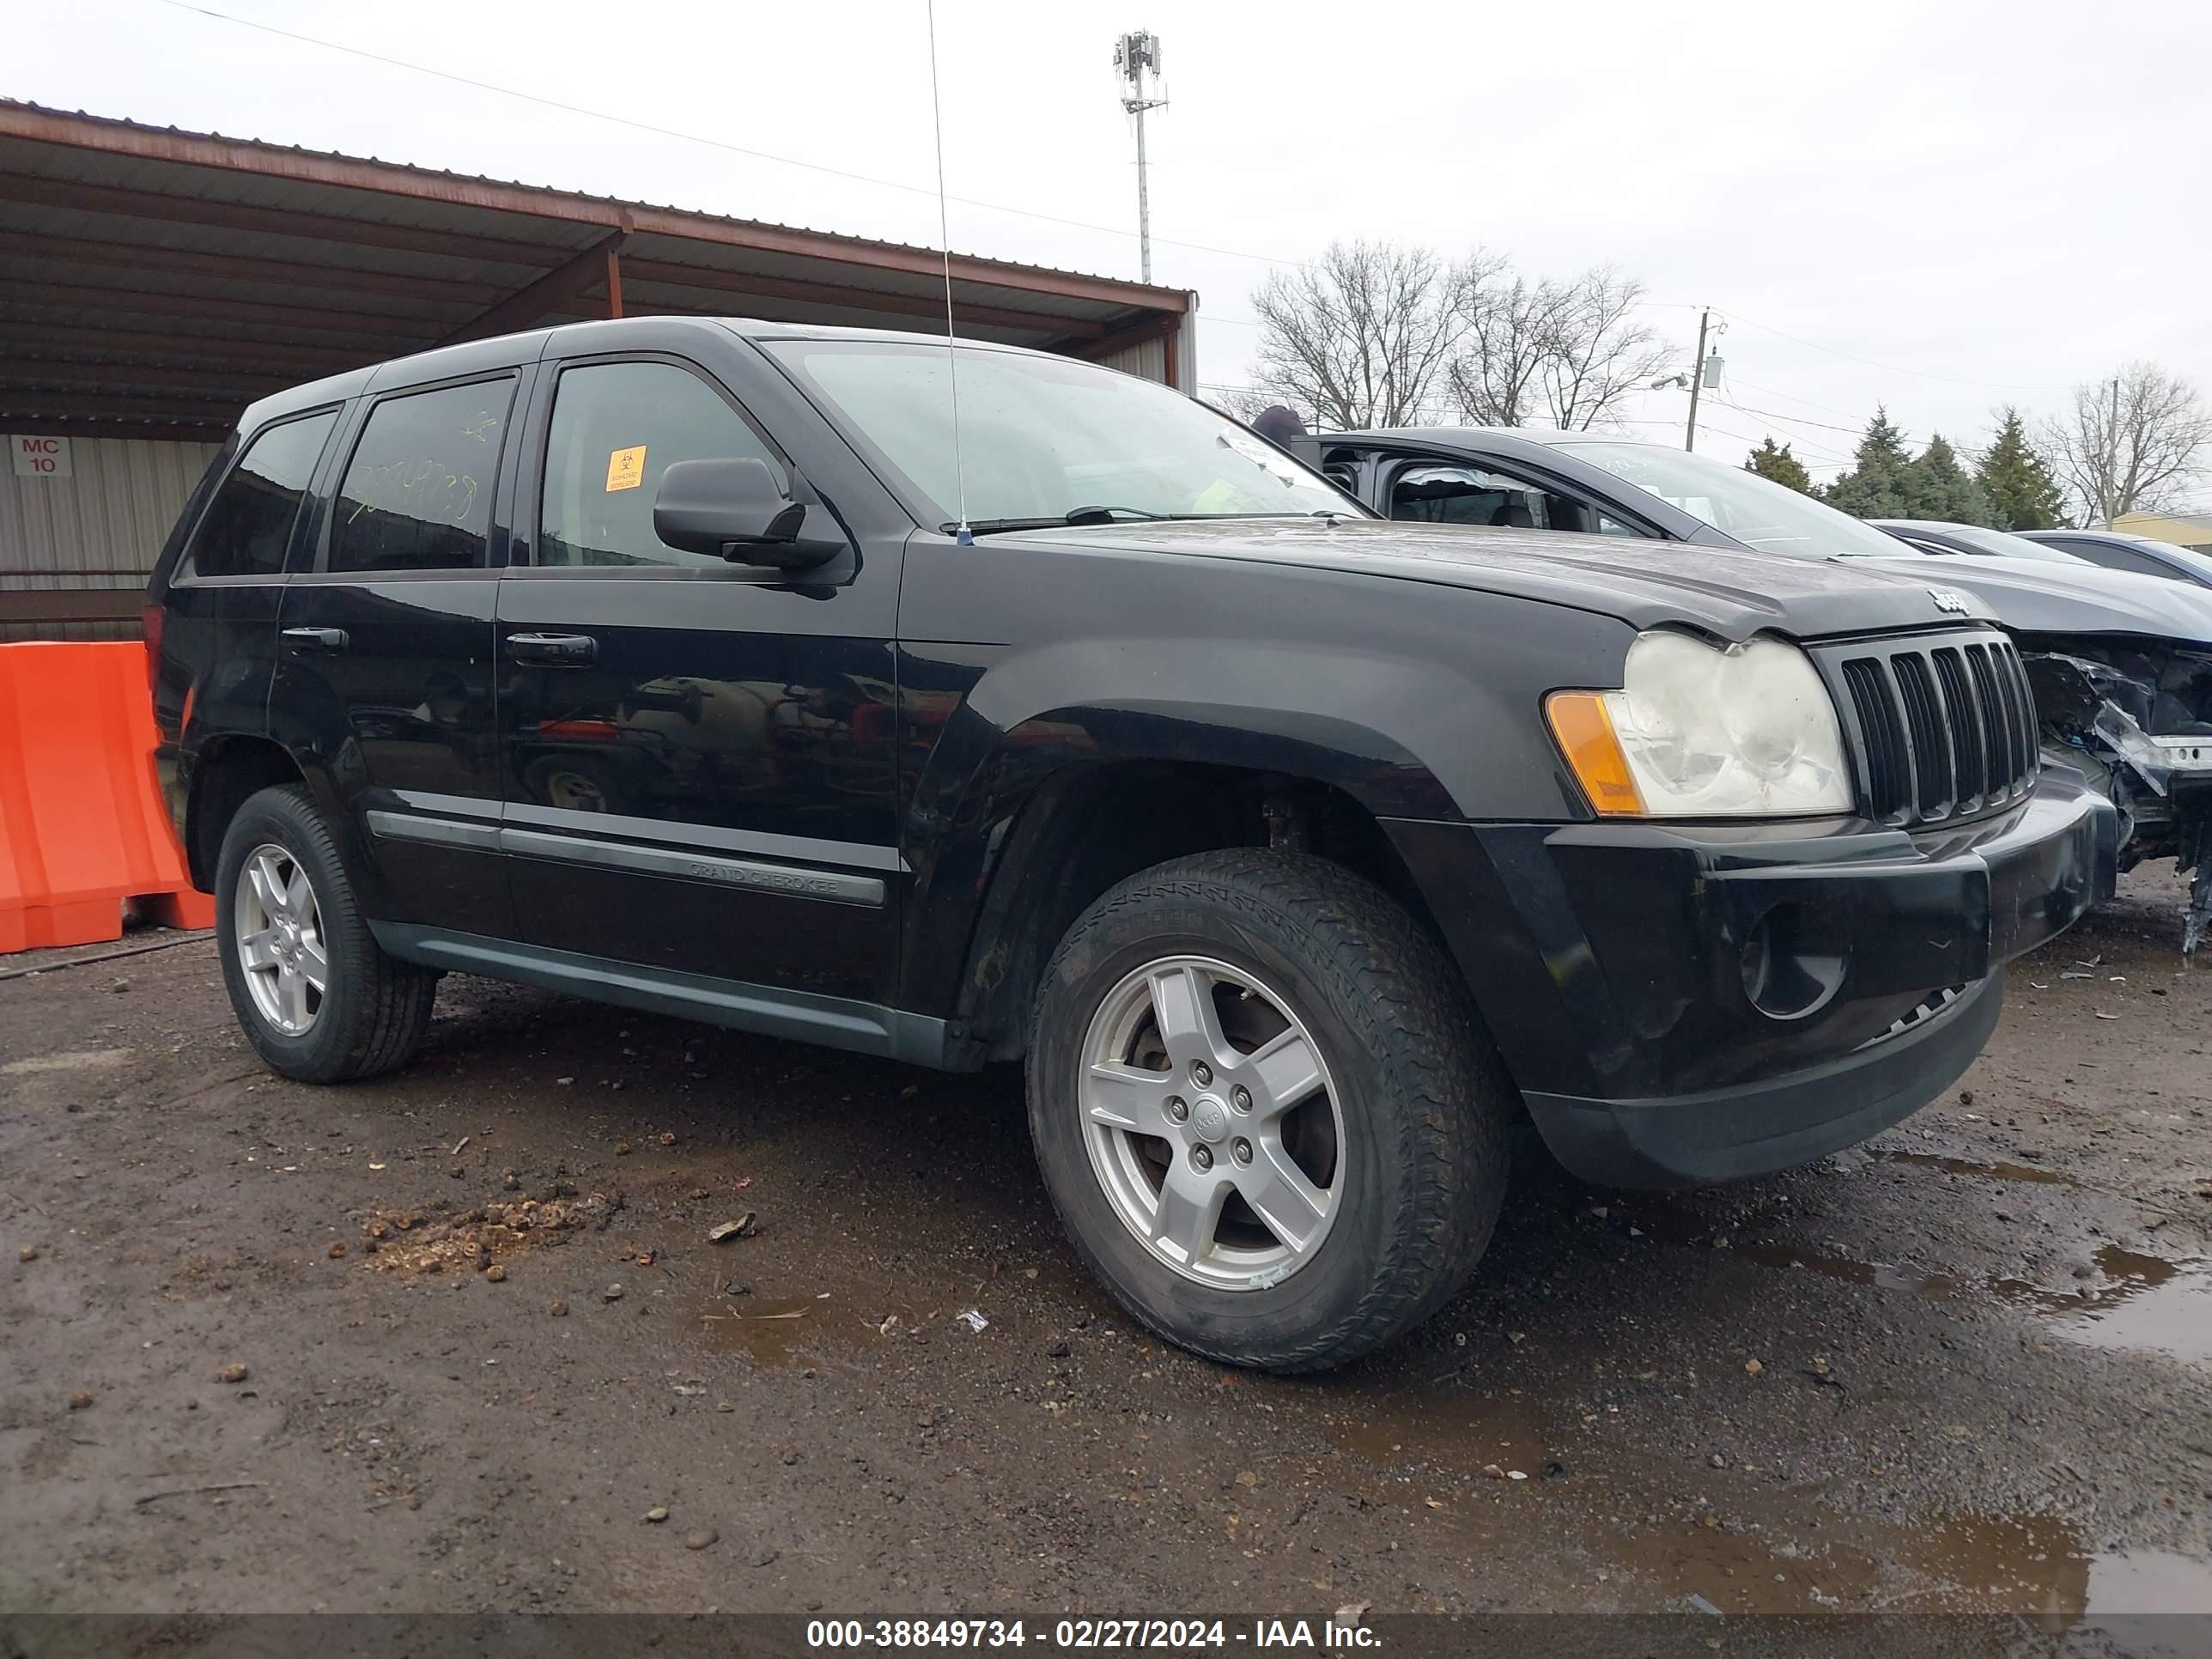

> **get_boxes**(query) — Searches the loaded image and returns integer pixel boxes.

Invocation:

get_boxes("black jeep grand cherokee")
[146,316,2114,1370]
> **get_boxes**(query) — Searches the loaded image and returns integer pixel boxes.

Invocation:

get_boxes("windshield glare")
[1552,440,1912,561]
[766,340,1359,527]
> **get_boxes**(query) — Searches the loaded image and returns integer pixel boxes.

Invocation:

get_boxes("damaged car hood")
[1856,555,2212,644]
[1003,518,1996,642]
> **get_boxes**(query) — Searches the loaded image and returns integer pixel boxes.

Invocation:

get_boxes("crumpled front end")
[2023,637,2212,952]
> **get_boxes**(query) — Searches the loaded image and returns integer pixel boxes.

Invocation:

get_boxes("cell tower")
[1112,30,1167,283]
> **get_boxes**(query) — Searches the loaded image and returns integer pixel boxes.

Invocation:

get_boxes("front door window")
[537,362,787,568]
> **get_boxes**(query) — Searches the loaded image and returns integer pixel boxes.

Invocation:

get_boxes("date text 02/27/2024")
[804,1619,1380,1650]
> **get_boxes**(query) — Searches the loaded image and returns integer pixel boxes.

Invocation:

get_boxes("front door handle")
[504,631,599,665]
[279,626,349,653]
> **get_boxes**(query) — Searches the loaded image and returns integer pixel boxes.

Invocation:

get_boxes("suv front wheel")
[215,784,436,1083]
[1027,849,1510,1372]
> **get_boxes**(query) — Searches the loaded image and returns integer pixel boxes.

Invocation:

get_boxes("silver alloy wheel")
[1079,955,1345,1289]
[234,842,329,1036]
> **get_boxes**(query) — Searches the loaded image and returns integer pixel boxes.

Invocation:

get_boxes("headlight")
[1547,631,1854,817]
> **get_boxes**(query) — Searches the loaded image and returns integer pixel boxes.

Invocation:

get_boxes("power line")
[151,0,1302,270]
[1705,399,1856,465]
[1715,399,1861,437]
[1722,374,1897,432]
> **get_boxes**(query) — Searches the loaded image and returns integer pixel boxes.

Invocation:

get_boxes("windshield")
[1925,524,2087,563]
[765,340,1362,529]
[1550,439,1912,562]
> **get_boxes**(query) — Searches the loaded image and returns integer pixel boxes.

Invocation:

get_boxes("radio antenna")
[924,0,971,544]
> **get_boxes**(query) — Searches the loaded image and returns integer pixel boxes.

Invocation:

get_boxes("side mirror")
[653,458,846,570]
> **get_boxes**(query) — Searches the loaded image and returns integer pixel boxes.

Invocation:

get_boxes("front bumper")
[1389,771,2117,1188]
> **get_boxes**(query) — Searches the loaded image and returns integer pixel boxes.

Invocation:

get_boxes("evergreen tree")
[1744,436,1814,494]
[1823,408,1916,518]
[1902,433,1995,525]
[1974,406,2069,531]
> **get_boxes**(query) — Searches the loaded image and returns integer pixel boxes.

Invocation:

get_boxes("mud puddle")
[684,1290,870,1366]
[1328,1396,2212,1616]
[679,1267,1016,1370]
[1320,1376,1553,1478]
[1727,1238,2212,1364]
[1878,1150,2076,1186]
[2042,1246,2212,1365]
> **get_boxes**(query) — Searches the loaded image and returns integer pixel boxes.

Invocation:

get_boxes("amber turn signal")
[1545,690,1646,817]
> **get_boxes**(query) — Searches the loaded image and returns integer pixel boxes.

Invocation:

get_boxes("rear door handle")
[279,626,349,653]
[504,631,599,665]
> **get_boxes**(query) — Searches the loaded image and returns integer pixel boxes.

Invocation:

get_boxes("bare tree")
[2043,362,2212,523]
[1249,241,1674,436]
[1446,264,1669,430]
[1207,386,1278,427]
[1249,240,1461,429]
[1538,269,1672,430]
[1445,257,1565,428]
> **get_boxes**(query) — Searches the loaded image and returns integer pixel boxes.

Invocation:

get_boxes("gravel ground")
[3,869,2209,1624]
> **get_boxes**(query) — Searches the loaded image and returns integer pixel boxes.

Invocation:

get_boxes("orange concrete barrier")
[0,641,214,954]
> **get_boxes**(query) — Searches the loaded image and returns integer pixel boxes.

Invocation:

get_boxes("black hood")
[999,518,1996,644]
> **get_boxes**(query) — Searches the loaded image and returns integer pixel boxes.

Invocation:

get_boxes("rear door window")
[185,410,337,578]
[329,379,514,573]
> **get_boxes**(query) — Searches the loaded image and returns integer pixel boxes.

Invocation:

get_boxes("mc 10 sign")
[11,435,72,477]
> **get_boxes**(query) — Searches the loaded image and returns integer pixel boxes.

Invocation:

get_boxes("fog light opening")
[1741,902,1848,1020]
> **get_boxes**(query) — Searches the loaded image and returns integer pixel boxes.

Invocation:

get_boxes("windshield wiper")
[1063,504,1172,525]
[948,507,1358,537]
[951,508,1201,536]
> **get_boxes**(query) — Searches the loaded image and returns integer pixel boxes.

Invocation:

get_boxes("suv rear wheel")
[1027,849,1510,1371]
[215,784,436,1083]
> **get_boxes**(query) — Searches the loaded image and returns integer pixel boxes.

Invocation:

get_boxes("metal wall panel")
[1095,336,1168,384]
[0,435,217,640]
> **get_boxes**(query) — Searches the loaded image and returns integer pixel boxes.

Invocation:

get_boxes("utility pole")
[1113,31,1167,283]
[1684,308,1710,453]
[1682,308,1726,452]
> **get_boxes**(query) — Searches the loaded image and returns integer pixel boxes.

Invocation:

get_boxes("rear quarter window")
[183,410,338,579]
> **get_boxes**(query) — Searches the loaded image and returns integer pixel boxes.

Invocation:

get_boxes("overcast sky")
[15,0,2210,496]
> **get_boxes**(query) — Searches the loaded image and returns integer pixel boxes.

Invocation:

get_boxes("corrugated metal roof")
[0,102,1183,301]
[0,100,1190,441]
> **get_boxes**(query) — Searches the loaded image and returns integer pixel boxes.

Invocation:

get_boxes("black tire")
[214,783,436,1084]
[1026,848,1510,1372]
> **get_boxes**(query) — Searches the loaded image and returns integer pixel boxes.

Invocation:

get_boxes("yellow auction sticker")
[605,444,647,492]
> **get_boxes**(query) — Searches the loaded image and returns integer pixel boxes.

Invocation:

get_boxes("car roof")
[234,314,1069,435]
